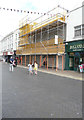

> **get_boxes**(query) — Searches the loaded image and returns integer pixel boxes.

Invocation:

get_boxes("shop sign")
[3,52,8,55]
[3,51,14,55]
[70,44,84,51]
[66,40,84,52]
[8,52,14,55]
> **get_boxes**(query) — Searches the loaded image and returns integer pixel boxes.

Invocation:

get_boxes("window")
[16,34,17,40]
[74,25,81,37]
[74,24,84,37]
[82,24,84,35]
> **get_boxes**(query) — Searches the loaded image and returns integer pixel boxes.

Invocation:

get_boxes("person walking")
[15,57,17,66]
[28,62,33,75]
[9,56,14,72]
[34,61,38,75]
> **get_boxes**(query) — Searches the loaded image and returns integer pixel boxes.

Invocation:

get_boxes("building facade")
[0,40,2,56]
[1,29,19,62]
[65,1,84,71]
[16,6,67,70]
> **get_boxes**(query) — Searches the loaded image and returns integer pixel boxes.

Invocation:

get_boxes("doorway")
[74,57,80,71]
[69,56,74,70]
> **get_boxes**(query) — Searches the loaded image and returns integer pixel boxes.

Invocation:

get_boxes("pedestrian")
[79,65,83,73]
[3,57,5,62]
[15,57,17,66]
[9,56,14,72]
[43,61,45,68]
[28,62,33,75]
[13,59,16,67]
[5,57,8,63]
[34,61,38,75]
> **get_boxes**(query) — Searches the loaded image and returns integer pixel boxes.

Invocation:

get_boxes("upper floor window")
[74,24,84,37]
[82,24,84,36]
[74,25,81,37]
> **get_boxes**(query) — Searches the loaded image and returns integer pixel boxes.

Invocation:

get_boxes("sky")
[0,0,84,40]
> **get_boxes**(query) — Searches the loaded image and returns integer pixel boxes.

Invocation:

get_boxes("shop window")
[80,58,83,64]
[69,57,73,67]
[80,52,84,64]
[74,57,79,68]
[83,57,84,64]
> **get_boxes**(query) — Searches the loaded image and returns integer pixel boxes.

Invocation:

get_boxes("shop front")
[65,40,84,71]
[3,51,14,62]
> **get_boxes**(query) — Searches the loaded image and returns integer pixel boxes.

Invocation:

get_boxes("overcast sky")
[0,0,84,39]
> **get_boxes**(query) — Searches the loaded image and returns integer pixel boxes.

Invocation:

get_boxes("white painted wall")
[1,29,19,55]
[82,1,84,24]
[0,40,2,56]
[66,6,82,42]
[13,29,19,51]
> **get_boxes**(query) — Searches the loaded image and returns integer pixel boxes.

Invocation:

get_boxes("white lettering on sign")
[70,44,84,50]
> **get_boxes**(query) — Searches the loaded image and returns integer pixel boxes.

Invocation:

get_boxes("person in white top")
[28,62,33,74]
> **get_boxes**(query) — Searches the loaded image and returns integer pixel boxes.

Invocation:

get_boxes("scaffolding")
[17,6,68,70]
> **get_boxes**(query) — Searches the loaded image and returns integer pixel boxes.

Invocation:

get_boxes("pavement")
[18,65,83,81]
